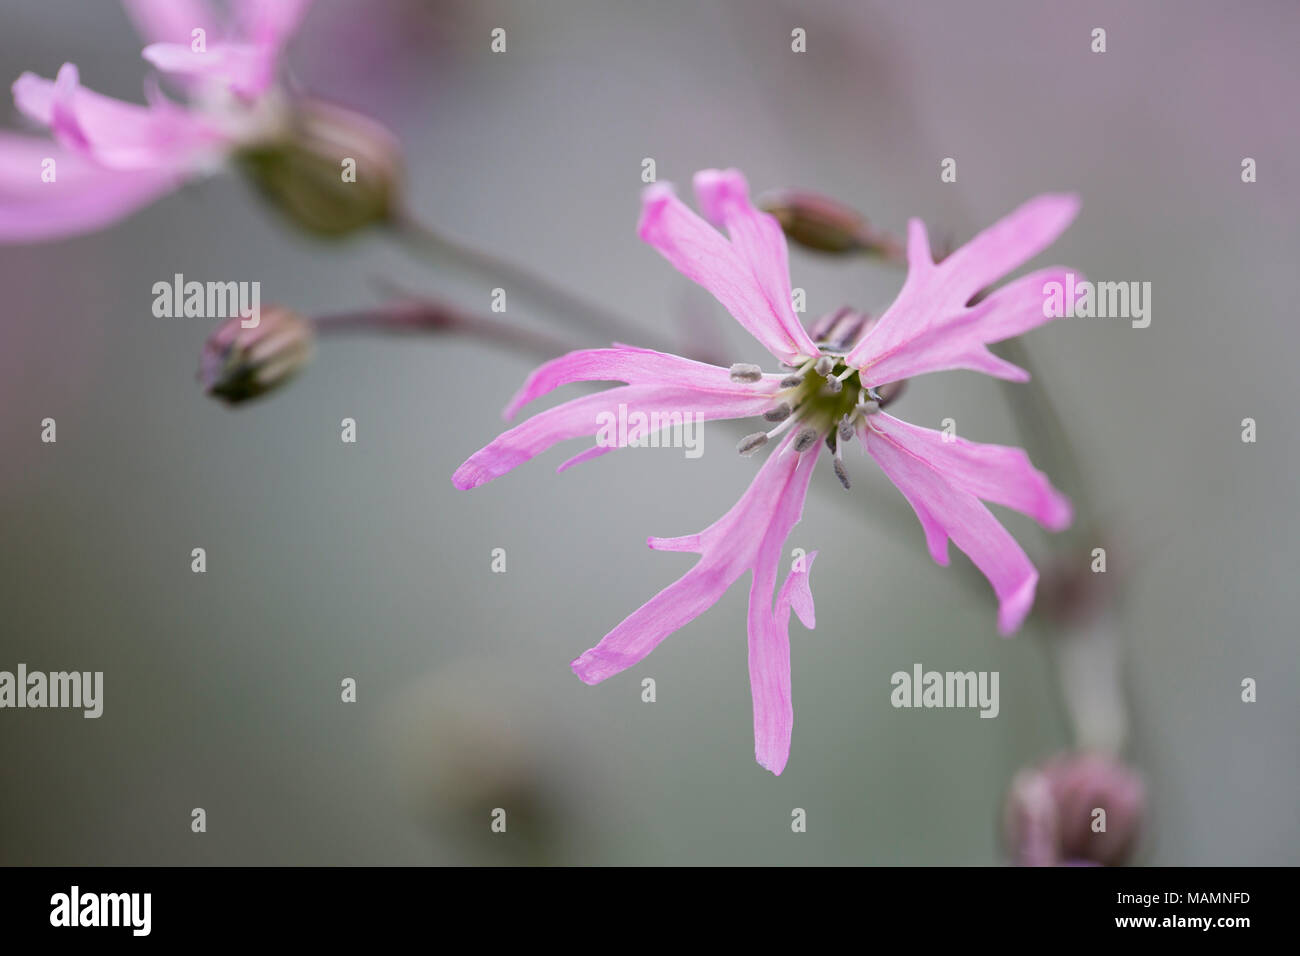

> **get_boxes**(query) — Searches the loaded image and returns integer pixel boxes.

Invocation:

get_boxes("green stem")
[313,299,579,362]
[386,214,671,352]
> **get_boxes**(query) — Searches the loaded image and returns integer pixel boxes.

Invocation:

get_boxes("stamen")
[779,375,804,388]
[765,413,800,440]
[858,399,880,416]
[763,402,793,422]
[820,376,843,396]
[729,363,764,383]
[838,419,854,442]
[793,427,820,453]
[814,356,835,377]
[737,432,769,456]
[833,457,851,490]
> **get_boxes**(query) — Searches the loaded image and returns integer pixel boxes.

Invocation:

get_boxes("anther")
[763,402,792,422]
[729,363,764,383]
[814,356,835,377]
[737,432,769,456]
[833,457,851,490]
[838,419,855,442]
[858,399,880,415]
[779,375,804,388]
[820,376,843,396]
[793,427,820,453]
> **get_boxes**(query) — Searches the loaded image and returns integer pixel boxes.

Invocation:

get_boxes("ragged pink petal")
[745,462,818,775]
[13,64,223,171]
[571,433,816,709]
[502,344,782,421]
[452,383,775,489]
[845,194,1080,384]
[0,135,179,242]
[638,180,817,364]
[141,41,271,97]
[233,0,316,50]
[121,0,218,47]
[866,413,1072,531]
[777,550,818,631]
[865,419,1040,635]
[853,267,1078,386]
[693,168,820,361]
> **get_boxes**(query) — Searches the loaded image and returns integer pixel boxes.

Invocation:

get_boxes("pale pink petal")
[0,135,179,242]
[854,267,1077,386]
[865,421,1039,635]
[503,344,782,420]
[745,456,818,775]
[452,384,774,490]
[846,194,1080,383]
[638,181,817,364]
[141,41,269,96]
[13,65,223,170]
[233,0,315,48]
[555,444,613,473]
[777,550,818,630]
[931,194,1080,305]
[693,168,820,359]
[570,433,813,686]
[867,413,1072,531]
[121,0,217,46]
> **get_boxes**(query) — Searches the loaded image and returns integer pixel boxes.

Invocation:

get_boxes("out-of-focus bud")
[759,189,903,259]
[809,306,867,349]
[1002,752,1145,866]
[237,97,402,238]
[871,378,906,409]
[200,306,314,404]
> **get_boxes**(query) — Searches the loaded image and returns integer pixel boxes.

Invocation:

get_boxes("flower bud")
[237,97,402,238]
[200,306,314,404]
[1003,752,1145,866]
[759,189,903,259]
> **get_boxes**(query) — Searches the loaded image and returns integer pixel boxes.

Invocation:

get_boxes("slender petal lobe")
[865,419,1040,635]
[503,344,782,421]
[638,179,818,364]
[867,413,1072,531]
[846,194,1080,385]
[0,135,177,242]
[453,384,775,489]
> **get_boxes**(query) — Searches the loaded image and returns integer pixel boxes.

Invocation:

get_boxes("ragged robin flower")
[454,168,1078,775]
[1,0,399,242]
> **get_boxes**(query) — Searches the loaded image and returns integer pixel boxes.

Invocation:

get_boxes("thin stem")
[386,213,670,352]
[313,299,578,362]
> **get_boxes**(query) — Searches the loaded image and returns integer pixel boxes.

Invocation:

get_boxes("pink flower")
[454,168,1078,775]
[1,0,314,242]
[1003,752,1145,866]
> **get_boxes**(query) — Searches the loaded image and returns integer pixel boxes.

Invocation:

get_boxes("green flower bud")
[237,97,402,238]
[759,189,903,260]
[200,306,314,404]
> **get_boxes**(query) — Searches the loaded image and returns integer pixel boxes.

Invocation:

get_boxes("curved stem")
[313,299,579,362]
[386,213,670,352]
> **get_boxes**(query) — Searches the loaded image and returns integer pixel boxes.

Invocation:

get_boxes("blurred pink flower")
[454,168,1077,774]
[1003,752,1145,866]
[0,0,314,242]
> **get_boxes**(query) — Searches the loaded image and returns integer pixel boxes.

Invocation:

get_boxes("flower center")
[733,353,890,489]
